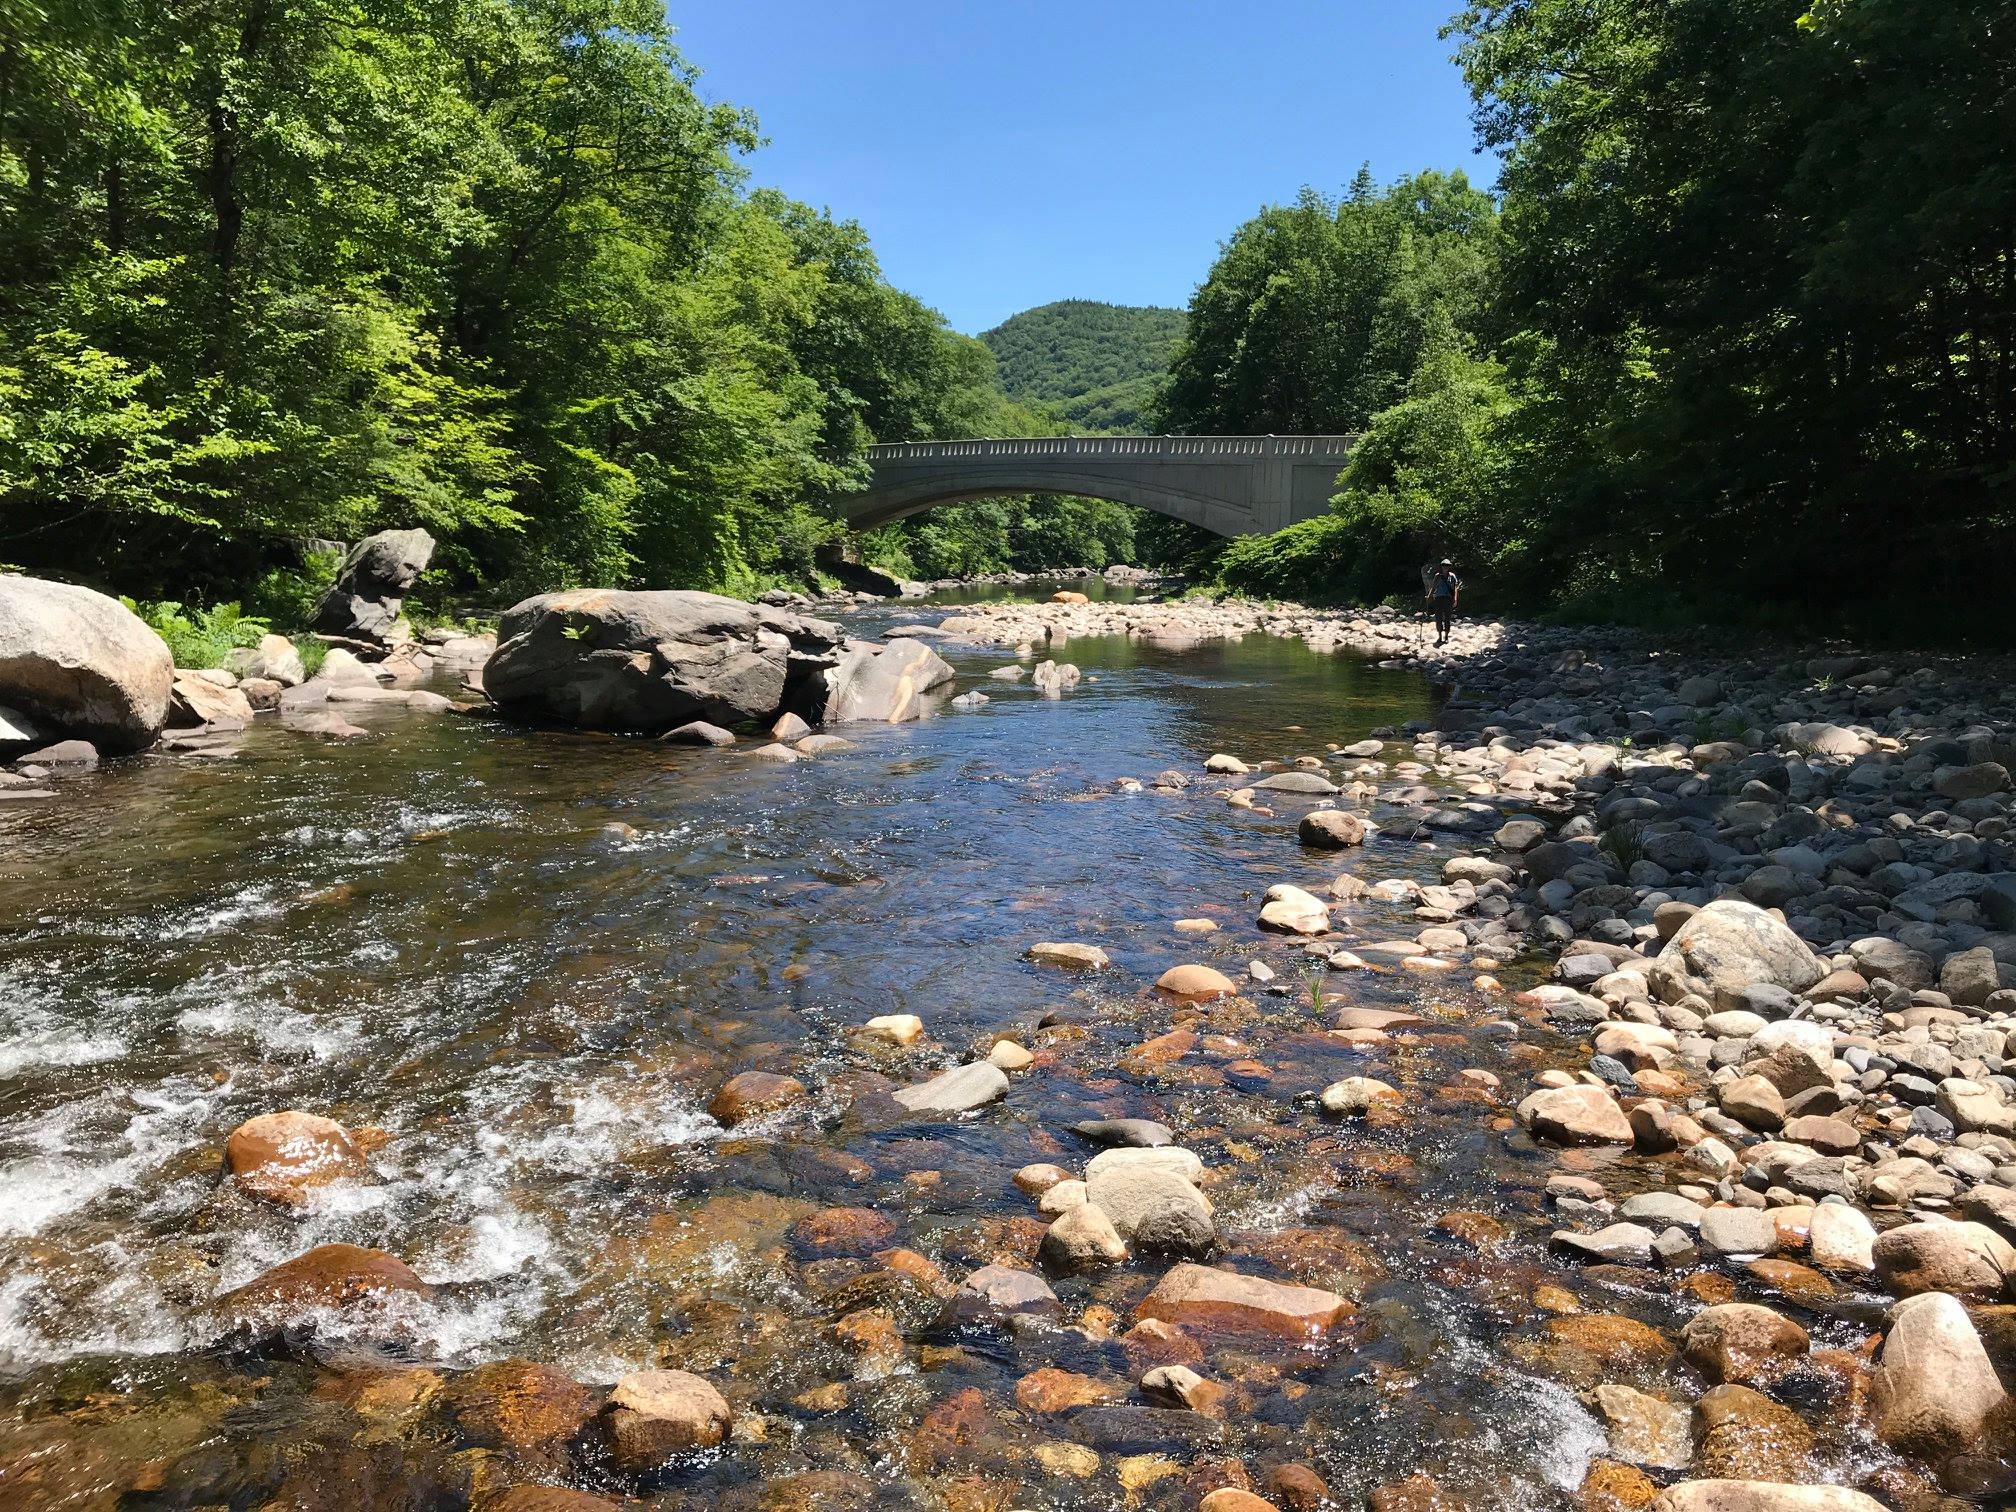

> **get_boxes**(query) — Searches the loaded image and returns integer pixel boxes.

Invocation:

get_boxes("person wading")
[1425,559,1461,647]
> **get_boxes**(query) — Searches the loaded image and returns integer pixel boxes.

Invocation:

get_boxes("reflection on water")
[0,612,1687,1508]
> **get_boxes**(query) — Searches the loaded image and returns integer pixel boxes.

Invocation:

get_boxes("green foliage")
[244,555,339,631]
[1158,171,1500,436]
[1215,516,1359,603]
[1446,0,2016,631]
[980,301,1185,418]
[122,599,268,669]
[0,0,1010,601]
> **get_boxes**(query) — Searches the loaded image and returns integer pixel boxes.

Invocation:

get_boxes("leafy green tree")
[1448,0,2016,630]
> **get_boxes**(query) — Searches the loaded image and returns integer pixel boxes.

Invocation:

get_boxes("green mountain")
[979,300,1185,434]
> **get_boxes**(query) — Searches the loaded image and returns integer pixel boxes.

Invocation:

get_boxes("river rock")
[1871,1220,2016,1300]
[1648,900,1824,1010]
[664,720,736,746]
[213,1243,431,1335]
[1299,810,1367,848]
[1039,1200,1128,1271]
[891,1061,1008,1115]
[1251,770,1338,795]
[168,669,253,728]
[225,633,306,687]
[1156,963,1237,999]
[1075,1118,1173,1148]
[1593,1382,1693,1469]
[825,637,955,723]
[1650,1486,1886,1512]
[958,1263,1058,1315]
[1319,1076,1402,1116]
[1085,1165,1214,1256]
[1133,1262,1353,1338]
[1680,1304,1808,1386]
[1028,941,1109,968]
[224,1110,368,1207]
[604,1368,732,1466]
[708,1070,806,1126]
[1698,1207,1780,1261]
[311,528,434,644]
[484,589,840,732]
[1258,883,1331,935]
[1807,1204,1877,1272]
[447,1357,597,1466]
[1871,1291,2010,1460]
[0,575,173,751]
[1517,1083,1634,1145]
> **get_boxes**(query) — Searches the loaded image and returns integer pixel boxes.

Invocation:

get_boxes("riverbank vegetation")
[0,0,1031,613]
[1190,0,2015,640]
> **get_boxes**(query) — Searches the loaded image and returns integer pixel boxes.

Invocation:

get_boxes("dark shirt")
[1428,570,1460,600]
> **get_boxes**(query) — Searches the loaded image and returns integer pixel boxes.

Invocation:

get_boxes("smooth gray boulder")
[1648,899,1823,1010]
[224,633,306,688]
[0,576,172,752]
[311,528,434,644]
[891,1061,1008,1116]
[824,638,954,723]
[484,590,841,732]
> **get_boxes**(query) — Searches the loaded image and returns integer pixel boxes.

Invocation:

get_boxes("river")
[0,582,1697,1508]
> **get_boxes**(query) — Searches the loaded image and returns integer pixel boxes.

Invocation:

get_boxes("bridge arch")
[842,436,1357,539]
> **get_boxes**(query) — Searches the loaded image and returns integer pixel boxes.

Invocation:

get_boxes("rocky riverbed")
[4,586,2016,1511]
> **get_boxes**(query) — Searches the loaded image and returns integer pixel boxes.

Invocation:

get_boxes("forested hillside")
[0,0,1022,610]
[980,301,1184,435]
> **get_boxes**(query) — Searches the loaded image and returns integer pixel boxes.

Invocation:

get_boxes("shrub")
[124,599,270,669]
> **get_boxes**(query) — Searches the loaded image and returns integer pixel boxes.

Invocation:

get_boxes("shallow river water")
[0,586,1889,1509]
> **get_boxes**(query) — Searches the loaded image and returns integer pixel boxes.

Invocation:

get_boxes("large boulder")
[1649,900,1824,1010]
[311,528,434,644]
[1871,1220,2016,1300]
[823,638,955,723]
[1871,1291,2010,1460]
[0,576,173,752]
[484,590,840,732]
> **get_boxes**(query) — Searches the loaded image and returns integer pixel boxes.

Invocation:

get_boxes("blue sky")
[670,2,1488,335]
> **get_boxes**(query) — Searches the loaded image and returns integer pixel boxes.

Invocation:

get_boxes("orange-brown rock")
[1367,1473,1464,1510]
[479,1489,623,1512]
[447,1359,598,1464]
[1199,1491,1280,1512]
[1519,1314,1676,1387]
[1266,1463,1333,1511]
[1013,1368,1122,1414]
[792,1206,899,1255]
[829,1307,906,1364]
[212,1243,430,1332]
[1133,1262,1353,1339]
[1743,1257,1836,1303]
[224,1110,367,1207]
[602,1368,732,1468]
[1118,1316,1205,1367]
[1433,1211,1510,1250]
[708,1070,806,1126]
[754,1472,881,1510]
[1156,964,1238,1000]
[1680,1304,1809,1388]
[1578,1460,1658,1510]
[1691,1382,1815,1480]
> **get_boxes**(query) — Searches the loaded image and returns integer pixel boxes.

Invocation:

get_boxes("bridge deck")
[848,434,1359,538]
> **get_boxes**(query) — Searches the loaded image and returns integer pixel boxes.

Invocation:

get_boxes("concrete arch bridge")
[843,435,1358,538]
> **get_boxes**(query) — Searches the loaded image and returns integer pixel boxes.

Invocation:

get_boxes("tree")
[1448,0,2016,631]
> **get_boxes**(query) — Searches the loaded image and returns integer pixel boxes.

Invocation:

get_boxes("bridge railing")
[864,434,1358,463]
